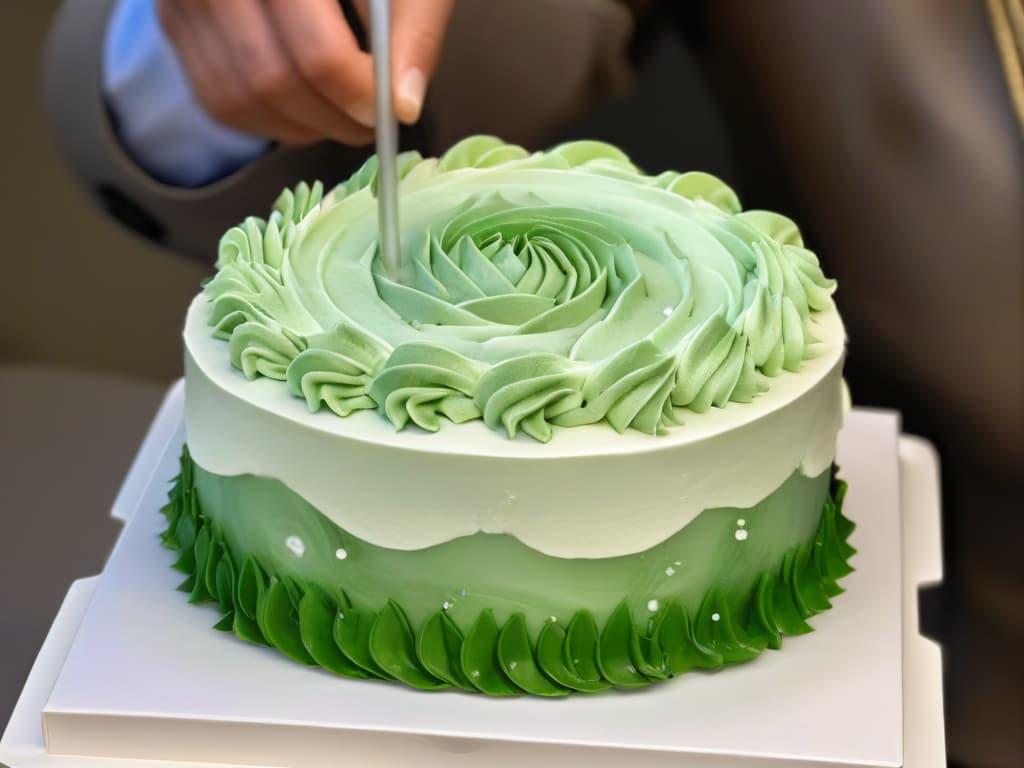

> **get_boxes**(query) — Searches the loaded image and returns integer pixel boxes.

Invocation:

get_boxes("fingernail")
[397,68,427,123]
[349,101,376,129]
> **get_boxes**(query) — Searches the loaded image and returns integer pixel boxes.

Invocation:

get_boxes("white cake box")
[1,382,946,767]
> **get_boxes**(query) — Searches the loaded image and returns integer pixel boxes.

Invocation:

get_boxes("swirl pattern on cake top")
[205,135,837,441]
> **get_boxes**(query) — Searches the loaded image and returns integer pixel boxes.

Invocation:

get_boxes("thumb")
[391,0,455,124]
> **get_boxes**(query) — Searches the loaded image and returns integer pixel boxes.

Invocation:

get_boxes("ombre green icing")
[161,446,856,696]
[204,135,837,441]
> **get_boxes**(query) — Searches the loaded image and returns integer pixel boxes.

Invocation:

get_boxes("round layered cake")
[164,136,855,696]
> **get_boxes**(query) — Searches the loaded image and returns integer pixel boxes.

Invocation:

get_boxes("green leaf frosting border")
[160,445,855,697]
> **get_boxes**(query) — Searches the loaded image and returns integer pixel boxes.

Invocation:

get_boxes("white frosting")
[183,296,846,557]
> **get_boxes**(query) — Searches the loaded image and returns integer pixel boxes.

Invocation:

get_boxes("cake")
[163,135,855,696]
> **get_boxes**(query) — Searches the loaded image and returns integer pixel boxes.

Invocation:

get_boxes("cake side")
[161,447,855,696]
[184,293,844,557]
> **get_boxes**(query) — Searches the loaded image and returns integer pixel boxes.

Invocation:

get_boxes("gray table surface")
[0,366,164,727]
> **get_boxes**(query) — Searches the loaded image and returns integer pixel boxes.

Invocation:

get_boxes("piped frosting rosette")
[205,135,836,441]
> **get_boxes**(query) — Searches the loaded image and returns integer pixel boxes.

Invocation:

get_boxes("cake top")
[203,135,837,442]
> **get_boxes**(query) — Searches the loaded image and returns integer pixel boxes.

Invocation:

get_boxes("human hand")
[156,0,455,146]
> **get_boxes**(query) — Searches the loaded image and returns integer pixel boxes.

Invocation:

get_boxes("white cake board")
[1,382,946,767]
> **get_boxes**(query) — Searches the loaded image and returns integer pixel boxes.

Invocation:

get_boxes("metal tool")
[369,0,401,279]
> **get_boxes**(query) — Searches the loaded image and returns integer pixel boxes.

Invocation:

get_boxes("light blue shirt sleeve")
[102,0,270,187]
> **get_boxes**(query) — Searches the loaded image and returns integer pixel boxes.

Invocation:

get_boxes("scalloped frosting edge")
[161,444,856,696]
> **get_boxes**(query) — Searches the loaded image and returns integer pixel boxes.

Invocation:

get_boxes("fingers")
[352,0,454,124]
[264,0,378,129]
[391,0,455,123]
[156,0,375,147]
[155,0,452,144]
[157,0,318,144]
[203,0,373,146]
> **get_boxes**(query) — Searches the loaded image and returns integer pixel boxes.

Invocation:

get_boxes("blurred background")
[1,1,1021,766]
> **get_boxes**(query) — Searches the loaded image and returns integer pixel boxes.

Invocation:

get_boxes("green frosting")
[161,446,855,696]
[204,135,837,441]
